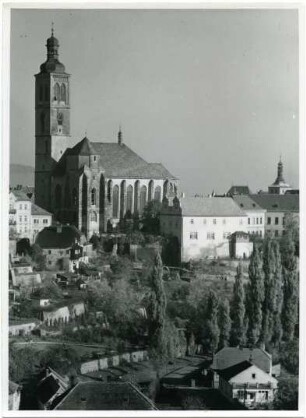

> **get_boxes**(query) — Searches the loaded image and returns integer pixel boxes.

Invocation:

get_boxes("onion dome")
[39,27,66,74]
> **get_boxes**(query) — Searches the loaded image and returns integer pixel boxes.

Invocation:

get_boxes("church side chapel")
[34,30,178,237]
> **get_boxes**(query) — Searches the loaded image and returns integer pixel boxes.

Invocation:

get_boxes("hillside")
[10,164,34,187]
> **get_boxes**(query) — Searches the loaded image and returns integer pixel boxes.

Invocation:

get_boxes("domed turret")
[40,26,66,74]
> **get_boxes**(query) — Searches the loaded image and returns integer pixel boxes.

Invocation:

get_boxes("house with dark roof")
[34,32,177,238]
[250,194,299,238]
[227,185,251,196]
[35,224,92,271]
[52,381,157,410]
[160,196,249,261]
[37,367,70,410]
[231,195,266,238]
[218,361,278,408]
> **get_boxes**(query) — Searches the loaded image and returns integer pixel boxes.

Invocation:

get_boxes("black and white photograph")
[2,3,304,414]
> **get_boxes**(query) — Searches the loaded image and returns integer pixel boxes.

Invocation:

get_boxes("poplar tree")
[282,234,298,342]
[246,244,265,347]
[218,298,231,349]
[147,252,167,358]
[271,240,283,346]
[261,238,276,345]
[230,264,246,346]
[201,290,220,354]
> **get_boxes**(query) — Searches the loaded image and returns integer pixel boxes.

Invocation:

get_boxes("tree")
[281,232,299,342]
[281,213,299,257]
[201,290,220,354]
[218,298,231,349]
[141,200,162,235]
[273,377,298,410]
[271,240,283,346]
[30,243,46,270]
[230,264,246,346]
[279,339,299,375]
[261,239,276,345]
[246,245,264,346]
[147,252,167,359]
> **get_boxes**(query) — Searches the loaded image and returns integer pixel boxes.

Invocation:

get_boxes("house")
[38,299,85,327]
[9,381,21,410]
[160,196,248,261]
[52,381,157,410]
[231,195,266,238]
[9,263,42,287]
[250,194,299,238]
[9,317,41,336]
[218,361,278,408]
[37,367,70,410]
[211,347,272,389]
[227,185,251,196]
[229,232,253,259]
[9,189,52,243]
[35,224,92,271]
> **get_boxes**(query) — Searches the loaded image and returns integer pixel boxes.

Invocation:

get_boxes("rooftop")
[232,195,266,212]
[212,347,271,374]
[31,203,52,217]
[250,194,299,212]
[227,185,251,196]
[218,360,253,381]
[53,381,157,410]
[35,225,81,249]
[10,189,31,202]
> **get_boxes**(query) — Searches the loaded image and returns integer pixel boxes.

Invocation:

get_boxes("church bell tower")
[35,27,71,211]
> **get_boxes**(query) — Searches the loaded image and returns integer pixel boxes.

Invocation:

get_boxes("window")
[213,219,217,225]
[252,373,256,379]
[93,156,96,161]
[19,204,22,209]
[260,230,262,237]
[207,232,215,240]
[256,218,259,224]
[24,216,27,222]
[91,188,96,205]
[48,250,52,254]
[60,83,66,102]
[223,219,226,225]
[275,230,279,237]
[190,232,198,240]
[34,219,39,224]
[260,217,263,224]
[43,219,48,224]
[275,217,279,225]
[190,219,194,224]
[203,218,207,225]
[91,211,97,222]
[267,217,271,225]
[238,390,244,400]
[24,204,27,210]
[19,216,22,222]
[248,218,250,225]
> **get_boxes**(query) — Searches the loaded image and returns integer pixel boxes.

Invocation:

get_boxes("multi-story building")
[9,190,52,243]
[34,31,177,238]
[250,194,299,238]
[231,195,266,238]
[160,196,250,261]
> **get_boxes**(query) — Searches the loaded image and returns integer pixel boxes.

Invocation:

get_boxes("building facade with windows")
[9,190,52,243]
[160,196,248,261]
[231,195,266,238]
[34,32,177,238]
[250,194,299,238]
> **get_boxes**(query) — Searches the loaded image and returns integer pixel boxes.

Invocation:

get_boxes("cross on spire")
[51,21,54,37]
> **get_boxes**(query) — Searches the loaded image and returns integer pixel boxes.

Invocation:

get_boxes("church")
[34,31,178,237]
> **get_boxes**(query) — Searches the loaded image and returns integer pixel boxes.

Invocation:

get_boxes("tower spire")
[118,125,122,145]
[51,21,54,37]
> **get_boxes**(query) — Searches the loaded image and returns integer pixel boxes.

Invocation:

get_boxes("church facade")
[35,32,177,237]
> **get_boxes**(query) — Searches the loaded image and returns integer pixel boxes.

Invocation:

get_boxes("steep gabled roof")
[69,137,96,156]
[219,361,252,381]
[212,347,271,374]
[31,203,52,217]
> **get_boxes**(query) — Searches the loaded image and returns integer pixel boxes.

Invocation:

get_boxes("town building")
[250,194,299,238]
[34,31,177,238]
[268,159,292,195]
[229,231,253,259]
[160,196,248,261]
[231,195,266,237]
[37,299,85,326]
[9,262,42,287]
[9,381,21,410]
[9,189,52,243]
[37,367,70,410]
[52,381,157,410]
[218,361,278,408]
[35,224,93,271]
[227,185,251,196]
[9,317,41,337]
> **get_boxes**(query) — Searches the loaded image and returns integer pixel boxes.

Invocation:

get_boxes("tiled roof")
[219,361,252,381]
[35,225,81,249]
[177,197,247,217]
[227,185,251,196]
[212,347,271,374]
[31,203,52,217]
[54,381,157,410]
[53,138,176,180]
[232,195,266,212]
[10,190,31,202]
[250,194,299,212]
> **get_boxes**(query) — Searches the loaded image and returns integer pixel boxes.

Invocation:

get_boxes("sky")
[10,9,299,195]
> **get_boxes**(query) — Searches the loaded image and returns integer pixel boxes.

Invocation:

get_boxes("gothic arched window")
[55,184,62,208]
[107,180,113,203]
[54,83,60,101]
[140,185,147,214]
[163,180,169,198]
[91,188,96,205]
[154,185,161,202]
[60,84,66,103]
[126,185,133,213]
[148,180,154,202]
[112,185,119,218]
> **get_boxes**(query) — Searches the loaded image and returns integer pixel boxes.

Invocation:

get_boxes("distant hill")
[10,164,34,187]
